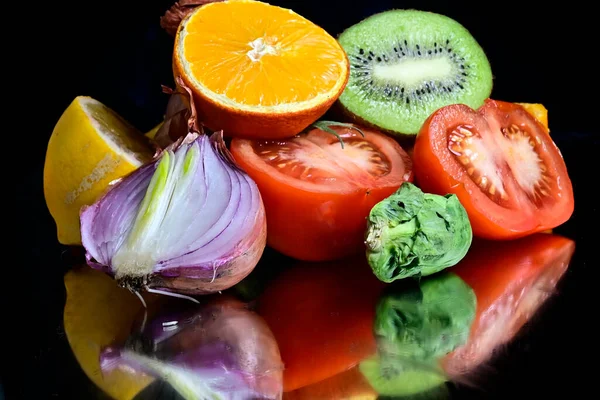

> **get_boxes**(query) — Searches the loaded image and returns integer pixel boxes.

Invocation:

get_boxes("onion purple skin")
[100,296,284,400]
[80,132,267,296]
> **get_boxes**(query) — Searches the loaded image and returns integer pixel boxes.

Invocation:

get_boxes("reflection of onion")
[80,132,267,297]
[101,297,283,400]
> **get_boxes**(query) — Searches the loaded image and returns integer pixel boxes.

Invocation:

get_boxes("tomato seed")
[479,176,489,189]
[458,126,474,137]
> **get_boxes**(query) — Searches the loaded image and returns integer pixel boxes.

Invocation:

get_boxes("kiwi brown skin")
[335,8,493,139]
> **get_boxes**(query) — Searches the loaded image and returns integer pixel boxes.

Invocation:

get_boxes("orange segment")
[174,0,350,139]
[517,103,549,131]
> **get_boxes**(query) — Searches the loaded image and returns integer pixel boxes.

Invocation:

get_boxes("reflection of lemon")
[44,96,154,245]
[63,266,156,400]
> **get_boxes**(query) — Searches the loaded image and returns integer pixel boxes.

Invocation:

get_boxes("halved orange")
[173,0,350,139]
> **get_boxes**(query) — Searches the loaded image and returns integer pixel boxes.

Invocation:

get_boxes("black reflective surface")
[47,231,579,400]
[13,1,595,399]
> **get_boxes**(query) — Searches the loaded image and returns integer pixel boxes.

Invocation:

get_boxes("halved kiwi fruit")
[337,10,493,139]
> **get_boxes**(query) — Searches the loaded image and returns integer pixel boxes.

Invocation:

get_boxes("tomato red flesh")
[413,99,574,240]
[231,126,412,261]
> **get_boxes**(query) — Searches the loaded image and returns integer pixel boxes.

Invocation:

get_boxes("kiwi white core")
[373,58,453,87]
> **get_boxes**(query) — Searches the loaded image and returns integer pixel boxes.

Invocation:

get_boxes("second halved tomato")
[413,99,574,240]
[230,124,412,261]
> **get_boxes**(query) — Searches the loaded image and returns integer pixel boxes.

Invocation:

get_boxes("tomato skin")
[256,258,386,392]
[231,126,412,261]
[442,233,575,376]
[413,99,574,240]
[252,182,399,261]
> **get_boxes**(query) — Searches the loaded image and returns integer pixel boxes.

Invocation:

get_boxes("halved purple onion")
[101,297,283,399]
[80,132,267,296]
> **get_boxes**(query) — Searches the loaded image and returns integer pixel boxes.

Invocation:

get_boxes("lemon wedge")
[44,96,154,245]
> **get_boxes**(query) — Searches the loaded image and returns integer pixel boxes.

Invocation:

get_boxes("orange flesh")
[518,103,549,130]
[252,132,391,186]
[180,0,347,107]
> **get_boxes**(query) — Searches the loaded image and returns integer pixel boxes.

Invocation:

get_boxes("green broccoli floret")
[365,182,472,282]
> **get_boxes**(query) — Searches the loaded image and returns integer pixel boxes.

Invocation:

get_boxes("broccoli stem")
[387,219,417,239]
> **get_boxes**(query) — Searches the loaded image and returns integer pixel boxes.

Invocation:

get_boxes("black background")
[9,1,597,399]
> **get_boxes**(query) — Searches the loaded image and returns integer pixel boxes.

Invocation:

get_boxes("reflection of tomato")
[257,258,386,392]
[443,233,576,376]
[413,99,574,240]
[230,125,412,261]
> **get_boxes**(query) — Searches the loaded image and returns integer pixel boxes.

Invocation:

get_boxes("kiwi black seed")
[337,9,493,138]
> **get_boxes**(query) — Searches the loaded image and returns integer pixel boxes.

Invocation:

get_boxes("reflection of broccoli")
[359,355,448,398]
[365,182,472,282]
[374,272,477,362]
[359,272,476,398]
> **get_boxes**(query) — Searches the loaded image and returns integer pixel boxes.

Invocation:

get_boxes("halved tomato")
[230,124,412,261]
[413,99,574,240]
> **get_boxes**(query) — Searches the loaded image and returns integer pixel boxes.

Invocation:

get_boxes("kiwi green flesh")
[338,9,493,136]
[359,356,447,397]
